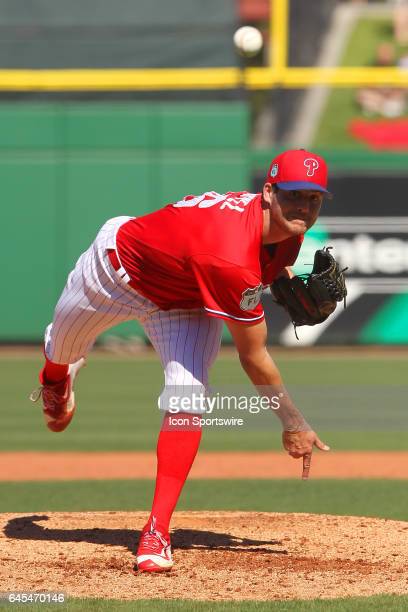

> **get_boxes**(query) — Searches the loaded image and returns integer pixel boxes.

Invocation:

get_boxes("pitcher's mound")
[1,511,408,601]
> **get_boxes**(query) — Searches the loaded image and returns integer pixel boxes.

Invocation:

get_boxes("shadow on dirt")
[4,515,287,555]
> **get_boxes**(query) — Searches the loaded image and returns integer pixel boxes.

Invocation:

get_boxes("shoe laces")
[29,387,43,402]
[29,382,68,406]
[142,529,169,553]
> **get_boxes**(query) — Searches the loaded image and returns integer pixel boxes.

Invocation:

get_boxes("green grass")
[3,354,407,451]
[1,479,408,520]
[313,17,408,149]
[2,594,408,611]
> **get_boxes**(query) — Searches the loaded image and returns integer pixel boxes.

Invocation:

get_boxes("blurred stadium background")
[2,0,408,349]
[1,2,408,608]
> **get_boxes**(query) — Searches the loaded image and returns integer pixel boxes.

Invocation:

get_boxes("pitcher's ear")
[262,182,274,207]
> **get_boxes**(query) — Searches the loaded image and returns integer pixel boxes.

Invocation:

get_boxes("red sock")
[146,412,202,535]
[40,357,69,385]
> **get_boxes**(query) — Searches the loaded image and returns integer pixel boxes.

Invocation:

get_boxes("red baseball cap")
[266,149,329,193]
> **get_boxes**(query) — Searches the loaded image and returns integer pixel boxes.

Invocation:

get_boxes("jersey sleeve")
[189,254,265,325]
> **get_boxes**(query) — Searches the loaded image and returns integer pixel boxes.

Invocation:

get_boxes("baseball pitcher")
[30,149,346,573]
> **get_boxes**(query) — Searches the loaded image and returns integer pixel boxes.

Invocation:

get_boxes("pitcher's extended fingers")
[302,453,312,480]
[314,437,330,451]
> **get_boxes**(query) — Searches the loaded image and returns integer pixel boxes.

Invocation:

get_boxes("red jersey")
[116,191,302,324]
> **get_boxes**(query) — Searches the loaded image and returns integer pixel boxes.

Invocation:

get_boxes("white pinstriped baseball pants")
[44,217,223,410]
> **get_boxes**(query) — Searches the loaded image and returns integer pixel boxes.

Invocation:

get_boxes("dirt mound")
[1,511,408,601]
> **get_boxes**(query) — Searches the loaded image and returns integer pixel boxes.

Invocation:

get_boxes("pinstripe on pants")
[44,217,223,412]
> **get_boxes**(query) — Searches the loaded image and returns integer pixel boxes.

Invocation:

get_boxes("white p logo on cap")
[304,158,319,176]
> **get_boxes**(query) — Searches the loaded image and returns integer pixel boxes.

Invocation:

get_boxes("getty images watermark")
[157,385,284,430]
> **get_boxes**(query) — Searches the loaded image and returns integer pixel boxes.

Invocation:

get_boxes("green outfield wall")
[3,102,249,342]
[3,102,408,345]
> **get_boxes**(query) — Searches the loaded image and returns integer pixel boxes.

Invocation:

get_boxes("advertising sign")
[258,174,408,345]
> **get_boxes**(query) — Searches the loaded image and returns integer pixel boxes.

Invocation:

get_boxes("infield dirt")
[1,511,408,601]
[2,451,408,480]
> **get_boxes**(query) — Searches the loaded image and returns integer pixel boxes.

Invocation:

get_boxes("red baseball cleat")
[135,518,174,573]
[29,358,85,432]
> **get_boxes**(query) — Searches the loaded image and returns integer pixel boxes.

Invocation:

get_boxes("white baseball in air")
[233,26,263,57]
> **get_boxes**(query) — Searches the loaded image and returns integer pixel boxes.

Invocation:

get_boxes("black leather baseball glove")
[271,247,347,337]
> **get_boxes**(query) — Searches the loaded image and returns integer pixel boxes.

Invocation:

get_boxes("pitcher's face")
[274,188,323,230]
